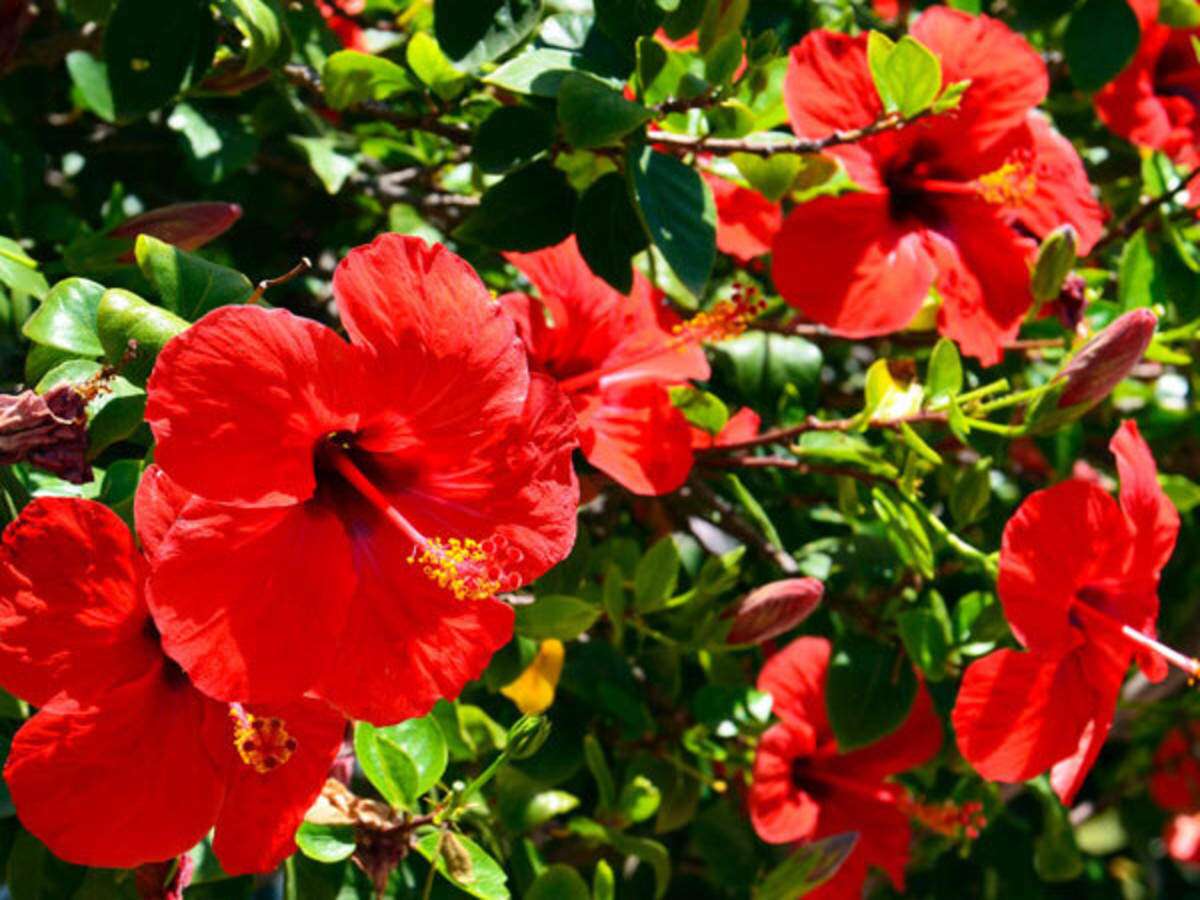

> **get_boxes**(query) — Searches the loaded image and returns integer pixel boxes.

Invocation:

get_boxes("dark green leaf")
[634,536,681,611]
[629,145,716,296]
[483,48,588,96]
[574,172,649,293]
[526,865,590,900]
[557,73,652,149]
[434,0,543,71]
[455,161,576,251]
[514,594,600,640]
[167,103,259,185]
[473,105,556,175]
[1064,0,1140,91]
[135,235,254,319]
[825,632,918,752]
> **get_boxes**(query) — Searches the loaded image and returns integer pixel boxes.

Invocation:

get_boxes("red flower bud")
[107,202,243,263]
[724,577,824,645]
[1057,308,1156,409]
[0,387,89,484]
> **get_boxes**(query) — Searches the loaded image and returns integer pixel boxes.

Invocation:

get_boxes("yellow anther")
[976,158,1037,207]
[672,285,767,346]
[408,535,520,601]
[230,708,297,774]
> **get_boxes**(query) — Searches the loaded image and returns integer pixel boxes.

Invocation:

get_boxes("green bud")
[1031,225,1078,304]
[506,714,551,760]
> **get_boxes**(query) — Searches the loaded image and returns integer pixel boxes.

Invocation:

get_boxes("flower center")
[229,704,297,774]
[555,284,765,395]
[1072,589,1200,678]
[316,438,521,601]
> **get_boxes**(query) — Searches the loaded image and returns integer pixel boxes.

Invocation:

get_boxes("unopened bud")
[505,714,551,759]
[1057,308,1157,409]
[0,386,89,483]
[109,202,242,263]
[1031,225,1078,304]
[724,577,824,645]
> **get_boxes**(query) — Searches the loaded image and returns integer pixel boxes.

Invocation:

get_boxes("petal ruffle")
[146,306,364,506]
[1111,419,1180,581]
[756,636,831,737]
[748,722,822,843]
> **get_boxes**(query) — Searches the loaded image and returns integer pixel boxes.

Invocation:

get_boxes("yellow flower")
[501,639,564,715]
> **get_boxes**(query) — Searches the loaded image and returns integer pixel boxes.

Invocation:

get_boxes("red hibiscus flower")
[142,234,580,724]
[953,421,1182,804]
[0,498,344,873]
[690,406,761,449]
[773,8,1104,364]
[1151,723,1200,812]
[499,237,713,495]
[749,636,943,900]
[702,172,783,264]
[317,0,368,52]
[1095,0,1200,168]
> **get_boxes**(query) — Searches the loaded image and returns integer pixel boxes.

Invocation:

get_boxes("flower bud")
[1056,308,1157,409]
[724,577,824,645]
[506,714,551,760]
[1031,225,1078,303]
[108,202,243,262]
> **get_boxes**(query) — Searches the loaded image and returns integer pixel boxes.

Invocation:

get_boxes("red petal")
[923,202,1036,365]
[1111,419,1180,581]
[756,636,831,737]
[580,382,695,496]
[783,31,880,139]
[334,235,531,451]
[841,681,942,780]
[1168,814,1200,863]
[0,498,158,708]
[813,791,914,896]
[910,8,1048,161]
[704,173,783,263]
[772,193,936,337]
[4,670,224,868]
[107,202,242,262]
[315,520,514,724]
[146,498,356,703]
[146,306,364,506]
[748,722,822,843]
[998,479,1129,654]
[1019,114,1106,255]
[211,698,345,874]
[952,648,1094,784]
[134,464,193,564]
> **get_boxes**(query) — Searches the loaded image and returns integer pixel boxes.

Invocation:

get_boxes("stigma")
[408,534,523,601]
[229,705,297,774]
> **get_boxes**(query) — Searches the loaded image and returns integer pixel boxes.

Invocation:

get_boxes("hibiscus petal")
[146,497,356,703]
[783,31,880,139]
[146,306,364,506]
[841,682,942,780]
[704,173,783,263]
[998,479,1128,654]
[316,516,514,724]
[1094,23,1180,155]
[952,648,1094,784]
[1018,114,1106,255]
[812,790,915,895]
[580,381,695,496]
[134,464,193,564]
[4,669,224,869]
[756,636,831,737]
[211,697,345,874]
[748,723,822,843]
[0,498,158,708]
[772,193,936,338]
[334,234,530,456]
[1111,419,1180,580]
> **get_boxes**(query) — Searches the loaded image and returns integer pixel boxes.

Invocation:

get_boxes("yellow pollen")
[230,708,297,774]
[975,158,1037,207]
[407,535,522,601]
[671,285,767,345]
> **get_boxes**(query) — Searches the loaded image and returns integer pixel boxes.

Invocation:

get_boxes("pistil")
[1072,600,1200,678]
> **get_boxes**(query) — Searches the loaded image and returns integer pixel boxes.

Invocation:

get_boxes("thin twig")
[1088,168,1199,258]
[702,411,949,454]
[248,257,313,304]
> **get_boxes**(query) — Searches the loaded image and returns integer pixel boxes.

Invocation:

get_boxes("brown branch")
[281,64,472,146]
[682,478,799,574]
[1088,167,1199,258]
[701,411,949,454]
[646,108,938,158]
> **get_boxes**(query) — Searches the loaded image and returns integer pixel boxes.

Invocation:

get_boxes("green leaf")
[514,594,600,640]
[558,73,653,149]
[23,278,105,356]
[1118,228,1157,310]
[96,289,188,386]
[867,32,942,117]
[414,830,510,900]
[473,105,556,175]
[354,715,447,807]
[66,51,116,122]
[1162,0,1200,25]
[634,536,681,611]
[526,865,590,900]
[593,860,616,900]
[730,153,808,203]
[135,235,254,319]
[434,0,543,71]
[294,823,355,863]
[321,50,414,109]
[407,32,470,101]
[0,236,49,299]
[483,48,588,96]
[574,172,649,293]
[926,338,963,403]
[595,0,666,51]
[289,136,357,195]
[1033,779,1084,881]
[629,145,716,297]
[949,457,991,527]
[897,608,952,682]
[1064,0,1140,91]
[218,0,285,72]
[455,161,576,251]
[583,735,617,810]
[754,832,858,900]
[825,631,918,752]
[87,375,147,457]
[669,385,729,435]
[711,332,822,405]
[698,0,747,54]
[167,103,259,185]
[104,0,216,119]
[617,775,662,824]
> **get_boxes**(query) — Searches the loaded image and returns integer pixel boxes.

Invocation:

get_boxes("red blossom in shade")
[749,637,943,900]
[953,421,1182,804]
[1151,723,1200,812]
[690,406,761,449]
[142,234,579,725]
[317,0,369,52]
[0,498,343,873]
[499,237,712,495]
[1094,0,1200,168]
[702,173,783,264]
[772,8,1104,364]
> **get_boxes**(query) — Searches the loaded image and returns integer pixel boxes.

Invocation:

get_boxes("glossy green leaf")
[23,278,105,356]
[289,136,357,195]
[558,73,652,149]
[455,161,576,251]
[483,48,588,96]
[321,50,414,109]
[473,105,556,175]
[1064,0,1140,91]
[407,32,470,100]
[0,237,49,300]
[294,823,355,864]
[218,0,285,73]
[514,594,600,640]
[413,829,510,900]
[629,145,716,297]
[135,235,254,319]
[434,0,543,71]
[634,536,681,612]
[825,631,918,752]
[95,289,188,386]
[104,0,216,118]
[574,172,649,293]
[669,385,729,435]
